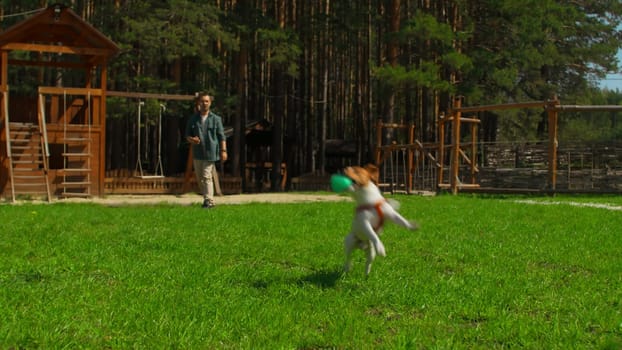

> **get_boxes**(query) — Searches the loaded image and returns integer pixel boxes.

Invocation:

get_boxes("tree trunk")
[318,0,330,175]
[383,0,401,144]
[271,0,286,190]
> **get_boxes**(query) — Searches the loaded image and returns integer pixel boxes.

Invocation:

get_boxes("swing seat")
[135,174,164,179]
[134,161,164,179]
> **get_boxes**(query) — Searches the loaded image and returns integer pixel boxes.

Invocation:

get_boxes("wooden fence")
[478,142,622,192]
[104,169,242,195]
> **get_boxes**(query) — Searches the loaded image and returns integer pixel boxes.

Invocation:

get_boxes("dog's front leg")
[384,208,419,231]
[394,215,419,231]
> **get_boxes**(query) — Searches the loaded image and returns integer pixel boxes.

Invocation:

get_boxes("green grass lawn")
[1,194,621,349]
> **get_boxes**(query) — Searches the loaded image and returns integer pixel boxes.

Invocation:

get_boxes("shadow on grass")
[297,267,343,288]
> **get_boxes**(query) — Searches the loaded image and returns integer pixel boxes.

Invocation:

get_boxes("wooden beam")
[438,183,480,189]
[450,101,622,114]
[441,117,481,124]
[106,90,195,101]
[7,59,89,69]
[451,101,546,113]
[553,105,622,112]
[38,86,103,96]
[2,42,115,57]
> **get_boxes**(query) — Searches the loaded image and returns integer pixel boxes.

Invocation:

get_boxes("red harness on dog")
[356,200,385,232]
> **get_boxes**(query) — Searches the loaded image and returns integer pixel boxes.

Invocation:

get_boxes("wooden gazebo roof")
[0,3,119,67]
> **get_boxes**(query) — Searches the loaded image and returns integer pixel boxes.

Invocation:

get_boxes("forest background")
[2,0,622,186]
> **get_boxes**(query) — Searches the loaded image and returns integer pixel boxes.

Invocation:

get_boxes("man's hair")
[195,92,213,104]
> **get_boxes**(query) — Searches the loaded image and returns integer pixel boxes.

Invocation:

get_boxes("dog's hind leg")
[343,233,358,273]
[359,222,386,257]
[364,246,376,276]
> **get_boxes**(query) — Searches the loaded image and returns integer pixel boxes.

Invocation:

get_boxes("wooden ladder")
[59,133,92,197]
[58,93,92,198]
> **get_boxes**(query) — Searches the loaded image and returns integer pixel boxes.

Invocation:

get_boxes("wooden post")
[1,50,7,89]
[407,123,414,193]
[471,122,477,184]
[375,120,383,165]
[438,114,445,187]
[0,50,7,199]
[182,147,194,193]
[547,97,560,190]
[98,61,107,196]
[450,98,462,194]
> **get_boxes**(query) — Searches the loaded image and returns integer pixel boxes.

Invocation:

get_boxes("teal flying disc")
[330,174,353,193]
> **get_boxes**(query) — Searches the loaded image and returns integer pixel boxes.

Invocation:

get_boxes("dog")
[342,164,419,276]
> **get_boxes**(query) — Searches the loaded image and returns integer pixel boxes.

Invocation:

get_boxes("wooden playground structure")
[0,4,119,202]
[374,97,622,194]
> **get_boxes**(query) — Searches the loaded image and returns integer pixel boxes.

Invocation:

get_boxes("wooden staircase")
[6,122,52,202]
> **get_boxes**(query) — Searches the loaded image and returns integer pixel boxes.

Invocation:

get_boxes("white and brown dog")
[342,164,419,276]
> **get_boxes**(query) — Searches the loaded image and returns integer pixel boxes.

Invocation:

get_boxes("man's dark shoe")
[202,199,210,208]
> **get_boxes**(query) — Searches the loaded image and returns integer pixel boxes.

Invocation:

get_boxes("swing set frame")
[374,96,622,195]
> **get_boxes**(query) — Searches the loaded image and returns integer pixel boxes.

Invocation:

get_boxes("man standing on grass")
[185,92,227,208]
